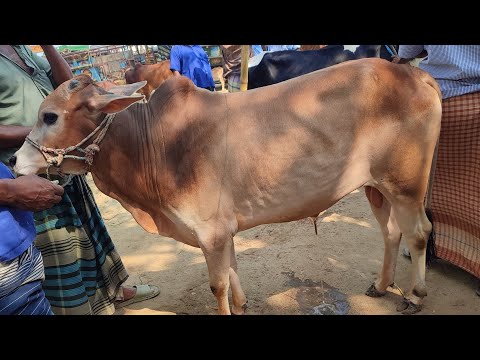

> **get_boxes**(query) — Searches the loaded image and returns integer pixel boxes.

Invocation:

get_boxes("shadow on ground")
[86,176,479,315]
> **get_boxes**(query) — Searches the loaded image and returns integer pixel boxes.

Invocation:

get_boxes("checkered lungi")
[227,72,241,92]
[34,175,128,315]
[427,90,480,278]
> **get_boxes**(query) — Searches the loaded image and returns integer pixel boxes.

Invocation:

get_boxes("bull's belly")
[234,161,371,231]
[236,191,341,231]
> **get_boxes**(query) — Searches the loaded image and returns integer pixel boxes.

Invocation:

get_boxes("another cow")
[248,45,397,89]
[95,80,121,91]
[248,45,356,89]
[12,58,442,315]
[299,45,327,51]
[124,60,173,100]
[211,67,225,92]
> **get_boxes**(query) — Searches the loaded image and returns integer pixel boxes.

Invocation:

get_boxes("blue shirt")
[0,163,36,262]
[252,45,263,56]
[170,45,215,89]
[398,45,480,99]
[266,45,300,52]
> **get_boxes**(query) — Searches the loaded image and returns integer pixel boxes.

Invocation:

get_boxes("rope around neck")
[25,113,117,187]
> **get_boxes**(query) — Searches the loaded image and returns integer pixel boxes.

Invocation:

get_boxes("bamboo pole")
[240,45,249,91]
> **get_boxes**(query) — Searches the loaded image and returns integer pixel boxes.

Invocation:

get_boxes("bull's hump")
[146,76,195,112]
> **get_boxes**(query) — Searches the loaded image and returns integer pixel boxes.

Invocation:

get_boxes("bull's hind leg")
[391,202,432,314]
[229,244,248,315]
[364,186,402,297]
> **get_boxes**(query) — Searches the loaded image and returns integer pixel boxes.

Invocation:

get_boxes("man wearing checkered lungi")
[220,46,253,92]
[397,46,480,296]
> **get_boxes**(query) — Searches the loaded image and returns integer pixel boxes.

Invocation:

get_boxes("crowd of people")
[1,44,478,315]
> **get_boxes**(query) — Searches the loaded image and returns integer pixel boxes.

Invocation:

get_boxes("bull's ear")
[106,81,147,96]
[87,93,145,114]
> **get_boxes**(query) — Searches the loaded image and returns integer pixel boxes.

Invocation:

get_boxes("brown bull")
[12,58,442,314]
[299,45,327,51]
[95,80,121,91]
[124,60,173,100]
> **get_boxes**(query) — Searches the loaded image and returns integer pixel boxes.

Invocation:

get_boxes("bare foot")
[117,286,137,302]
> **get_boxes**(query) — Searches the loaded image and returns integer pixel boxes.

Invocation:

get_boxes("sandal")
[115,285,160,309]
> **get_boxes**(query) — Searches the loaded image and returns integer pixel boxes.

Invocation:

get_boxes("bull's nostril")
[9,155,17,167]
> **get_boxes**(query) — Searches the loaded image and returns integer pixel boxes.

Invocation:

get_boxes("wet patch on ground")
[282,271,350,315]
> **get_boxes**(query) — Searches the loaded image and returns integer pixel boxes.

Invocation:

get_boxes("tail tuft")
[425,208,437,266]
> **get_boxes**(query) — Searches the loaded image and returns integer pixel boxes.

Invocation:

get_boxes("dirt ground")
[85,176,480,315]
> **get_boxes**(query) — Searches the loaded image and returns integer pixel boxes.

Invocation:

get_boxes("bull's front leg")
[198,228,234,315]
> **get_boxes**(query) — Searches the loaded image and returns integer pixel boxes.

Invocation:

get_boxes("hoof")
[365,283,387,298]
[231,301,248,315]
[396,299,422,314]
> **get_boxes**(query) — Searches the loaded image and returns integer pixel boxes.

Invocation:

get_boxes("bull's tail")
[414,66,440,266]
[423,72,440,266]
[422,71,440,266]
[425,208,437,266]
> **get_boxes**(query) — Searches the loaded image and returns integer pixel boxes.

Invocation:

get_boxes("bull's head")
[12,74,146,176]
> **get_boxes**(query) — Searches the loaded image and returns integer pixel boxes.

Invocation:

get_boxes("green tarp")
[57,45,90,53]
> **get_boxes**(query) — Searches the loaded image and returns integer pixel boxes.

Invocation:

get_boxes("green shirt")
[0,45,55,165]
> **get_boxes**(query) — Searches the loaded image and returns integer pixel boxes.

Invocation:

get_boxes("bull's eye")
[43,113,58,125]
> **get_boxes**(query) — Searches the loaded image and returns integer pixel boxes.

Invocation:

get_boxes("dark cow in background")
[124,60,174,101]
[354,45,398,60]
[248,45,398,89]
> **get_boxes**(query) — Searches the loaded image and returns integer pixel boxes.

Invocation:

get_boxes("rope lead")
[24,113,117,187]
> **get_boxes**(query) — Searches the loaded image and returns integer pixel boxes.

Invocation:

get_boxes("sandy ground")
[85,176,480,315]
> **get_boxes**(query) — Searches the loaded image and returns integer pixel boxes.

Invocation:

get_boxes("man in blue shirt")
[170,45,216,91]
[266,45,300,52]
[252,45,264,56]
[0,163,64,315]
